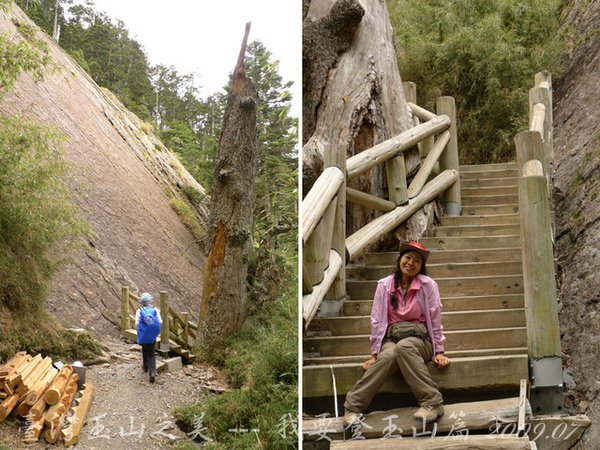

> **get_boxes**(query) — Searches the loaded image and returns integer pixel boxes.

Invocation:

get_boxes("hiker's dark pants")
[142,343,157,377]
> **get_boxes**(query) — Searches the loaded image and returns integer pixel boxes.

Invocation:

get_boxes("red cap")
[399,241,430,263]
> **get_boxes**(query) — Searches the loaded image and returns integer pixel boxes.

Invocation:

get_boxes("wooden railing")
[119,286,197,351]
[302,84,461,327]
[514,71,562,414]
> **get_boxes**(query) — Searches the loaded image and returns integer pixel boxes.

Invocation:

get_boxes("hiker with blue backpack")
[136,292,162,383]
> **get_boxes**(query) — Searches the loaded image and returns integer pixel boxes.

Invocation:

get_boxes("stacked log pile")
[0,351,94,446]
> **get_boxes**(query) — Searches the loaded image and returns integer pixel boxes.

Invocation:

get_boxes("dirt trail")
[0,337,227,449]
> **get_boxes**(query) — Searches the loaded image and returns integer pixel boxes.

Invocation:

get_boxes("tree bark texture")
[303,0,420,236]
[197,23,258,357]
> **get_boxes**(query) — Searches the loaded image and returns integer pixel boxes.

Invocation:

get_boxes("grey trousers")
[344,337,443,413]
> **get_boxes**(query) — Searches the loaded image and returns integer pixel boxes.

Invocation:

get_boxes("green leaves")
[389,0,565,164]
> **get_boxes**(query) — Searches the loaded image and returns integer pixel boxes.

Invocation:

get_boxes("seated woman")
[343,241,450,425]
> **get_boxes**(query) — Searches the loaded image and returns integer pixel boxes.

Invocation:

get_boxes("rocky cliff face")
[553,0,600,444]
[0,5,208,336]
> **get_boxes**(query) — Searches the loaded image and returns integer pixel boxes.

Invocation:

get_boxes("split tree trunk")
[197,23,258,358]
[303,0,424,237]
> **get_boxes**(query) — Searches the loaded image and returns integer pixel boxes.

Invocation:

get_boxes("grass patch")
[169,198,205,244]
[182,184,204,205]
[173,280,297,449]
[0,306,103,363]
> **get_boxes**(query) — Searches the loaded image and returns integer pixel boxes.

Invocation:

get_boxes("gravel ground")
[0,337,227,450]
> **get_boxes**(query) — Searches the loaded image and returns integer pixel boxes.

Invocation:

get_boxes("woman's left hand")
[434,353,450,369]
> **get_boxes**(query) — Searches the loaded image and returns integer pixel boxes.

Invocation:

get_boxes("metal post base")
[530,356,564,415]
[445,201,461,216]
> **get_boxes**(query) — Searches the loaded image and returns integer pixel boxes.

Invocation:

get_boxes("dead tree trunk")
[197,23,258,358]
[303,0,427,238]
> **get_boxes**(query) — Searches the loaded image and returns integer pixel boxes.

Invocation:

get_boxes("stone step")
[462,204,519,215]
[461,176,518,188]
[309,309,525,336]
[460,168,518,179]
[347,260,523,281]
[431,223,521,237]
[462,194,519,206]
[419,235,521,250]
[342,294,524,315]
[439,213,519,226]
[302,354,528,397]
[304,347,528,365]
[347,275,523,299]
[462,185,518,196]
[460,162,517,172]
[358,248,522,265]
[304,327,527,357]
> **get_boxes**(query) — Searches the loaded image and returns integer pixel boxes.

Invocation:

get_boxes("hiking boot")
[413,404,444,423]
[143,366,148,373]
[342,410,362,427]
[149,375,156,383]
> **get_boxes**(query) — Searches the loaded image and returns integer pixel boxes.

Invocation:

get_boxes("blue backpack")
[137,306,161,344]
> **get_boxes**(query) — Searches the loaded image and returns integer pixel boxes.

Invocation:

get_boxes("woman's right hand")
[362,355,377,371]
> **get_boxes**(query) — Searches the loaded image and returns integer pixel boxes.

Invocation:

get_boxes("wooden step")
[462,194,518,206]
[462,185,518,196]
[304,327,527,357]
[302,354,528,397]
[347,260,523,281]
[358,248,522,265]
[460,168,518,179]
[304,397,530,443]
[462,204,519,215]
[460,162,517,172]
[329,435,534,449]
[304,347,528,365]
[461,176,518,188]
[347,275,523,299]
[420,235,521,250]
[439,213,519,226]
[432,223,520,237]
[342,294,525,315]
[310,309,525,336]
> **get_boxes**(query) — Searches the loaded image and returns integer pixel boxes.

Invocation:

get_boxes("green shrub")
[389,0,566,164]
[0,117,85,312]
[169,198,205,244]
[174,282,297,449]
[182,184,204,204]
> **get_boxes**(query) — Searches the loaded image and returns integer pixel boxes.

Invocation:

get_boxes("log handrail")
[302,92,460,329]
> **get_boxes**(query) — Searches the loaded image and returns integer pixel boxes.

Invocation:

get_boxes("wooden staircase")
[303,162,535,445]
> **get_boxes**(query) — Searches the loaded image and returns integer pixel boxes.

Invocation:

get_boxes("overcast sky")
[85,0,301,116]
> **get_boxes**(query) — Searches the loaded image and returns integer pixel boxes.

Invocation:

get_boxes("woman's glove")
[433,353,450,369]
[362,355,377,371]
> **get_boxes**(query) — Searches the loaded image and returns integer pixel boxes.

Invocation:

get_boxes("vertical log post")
[436,96,461,215]
[120,286,130,332]
[159,291,170,353]
[534,71,553,164]
[322,143,346,316]
[181,312,189,349]
[404,81,433,158]
[516,135,562,414]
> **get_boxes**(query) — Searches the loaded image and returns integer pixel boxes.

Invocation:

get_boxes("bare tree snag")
[197,23,259,358]
[303,0,420,236]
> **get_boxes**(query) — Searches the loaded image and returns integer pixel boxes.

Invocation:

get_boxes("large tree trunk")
[303,0,424,238]
[197,24,258,358]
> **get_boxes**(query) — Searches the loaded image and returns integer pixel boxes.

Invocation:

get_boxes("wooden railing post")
[534,71,553,164]
[322,143,346,316]
[120,286,130,332]
[516,137,562,414]
[159,291,170,353]
[181,312,189,348]
[436,96,461,215]
[404,81,433,158]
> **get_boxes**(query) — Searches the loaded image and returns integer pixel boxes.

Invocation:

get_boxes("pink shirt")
[387,276,426,325]
[370,274,446,360]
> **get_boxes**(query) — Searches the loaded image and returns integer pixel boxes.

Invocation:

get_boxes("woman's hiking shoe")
[149,375,156,383]
[413,404,444,423]
[342,410,362,427]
